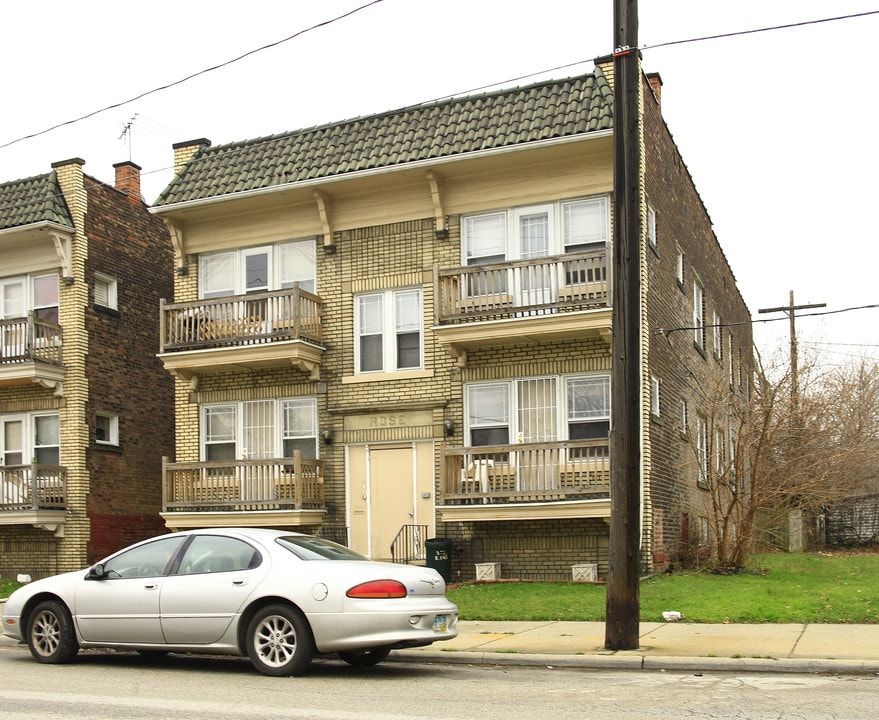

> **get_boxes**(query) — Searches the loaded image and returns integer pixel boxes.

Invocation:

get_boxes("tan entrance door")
[347,442,435,560]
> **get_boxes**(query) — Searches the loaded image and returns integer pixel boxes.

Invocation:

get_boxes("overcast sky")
[3,0,877,362]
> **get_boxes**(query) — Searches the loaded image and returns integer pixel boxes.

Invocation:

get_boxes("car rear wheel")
[245,604,314,676]
[26,600,79,664]
[337,646,392,667]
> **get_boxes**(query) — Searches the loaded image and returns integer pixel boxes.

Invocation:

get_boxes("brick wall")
[82,179,174,562]
[642,74,754,569]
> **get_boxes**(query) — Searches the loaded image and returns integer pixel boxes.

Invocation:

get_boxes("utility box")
[475,562,502,581]
[572,563,599,582]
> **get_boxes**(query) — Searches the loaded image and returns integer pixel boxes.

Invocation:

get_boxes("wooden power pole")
[758,291,826,407]
[605,0,642,651]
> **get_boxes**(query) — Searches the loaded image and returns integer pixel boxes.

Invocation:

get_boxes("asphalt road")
[0,645,876,719]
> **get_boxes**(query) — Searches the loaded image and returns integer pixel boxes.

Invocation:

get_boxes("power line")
[2,6,875,158]
[641,10,879,51]
[0,0,386,152]
[2,7,878,215]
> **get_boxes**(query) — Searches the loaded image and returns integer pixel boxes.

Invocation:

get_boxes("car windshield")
[276,536,368,561]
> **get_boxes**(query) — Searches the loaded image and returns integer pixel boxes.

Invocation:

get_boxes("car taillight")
[346,579,408,598]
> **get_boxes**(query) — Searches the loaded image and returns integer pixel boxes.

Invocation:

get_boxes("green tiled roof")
[0,171,73,231]
[155,69,614,207]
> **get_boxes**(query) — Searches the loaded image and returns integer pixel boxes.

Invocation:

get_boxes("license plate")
[432,615,448,633]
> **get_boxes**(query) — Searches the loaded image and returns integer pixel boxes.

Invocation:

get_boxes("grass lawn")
[448,552,879,624]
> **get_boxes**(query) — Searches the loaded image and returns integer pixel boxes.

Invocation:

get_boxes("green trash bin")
[424,538,452,583]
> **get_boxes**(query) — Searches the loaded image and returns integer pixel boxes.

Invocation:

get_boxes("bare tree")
[681,349,879,568]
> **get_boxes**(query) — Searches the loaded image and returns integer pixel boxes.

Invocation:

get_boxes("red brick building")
[0,159,174,577]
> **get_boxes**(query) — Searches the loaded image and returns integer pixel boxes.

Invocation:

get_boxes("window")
[177,535,261,575]
[567,375,611,440]
[466,374,610,447]
[199,240,315,299]
[464,197,609,263]
[712,311,722,359]
[650,375,660,417]
[692,281,704,349]
[355,288,422,374]
[1,413,58,467]
[698,516,710,545]
[95,412,119,445]
[0,274,58,322]
[467,383,510,446]
[728,333,735,387]
[282,399,318,460]
[715,429,725,476]
[33,275,59,322]
[102,536,187,579]
[696,416,708,487]
[676,249,684,285]
[94,273,118,310]
[647,204,657,247]
[201,399,318,461]
[679,399,689,435]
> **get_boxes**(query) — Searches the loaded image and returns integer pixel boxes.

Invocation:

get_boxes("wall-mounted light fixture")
[442,419,454,436]
[320,428,335,445]
[435,228,450,240]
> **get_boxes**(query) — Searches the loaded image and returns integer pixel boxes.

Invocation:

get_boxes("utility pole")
[758,291,826,407]
[605,0,642,651]
[758,291,825,552]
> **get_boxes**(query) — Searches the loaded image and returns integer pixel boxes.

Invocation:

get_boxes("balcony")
[433,252,612,364]
[439,440,611,522]
[161,454,326,530]
[0,316,65,394]
[0,464,68,534]
[158,286,324,383]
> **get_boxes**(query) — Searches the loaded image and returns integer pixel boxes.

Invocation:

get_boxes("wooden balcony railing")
[0,464,67,511]
[162,454,324,512]
[159,286,322,352]
[434,251,608,324]
[442,440,610,505]
[0,316,63,366]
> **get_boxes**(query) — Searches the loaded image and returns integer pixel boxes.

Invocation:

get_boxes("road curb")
[390,649,879,675]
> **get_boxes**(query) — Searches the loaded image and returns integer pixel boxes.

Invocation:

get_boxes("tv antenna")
[119,114,138,160]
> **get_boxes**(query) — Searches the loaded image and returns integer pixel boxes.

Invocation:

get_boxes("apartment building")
[151,63,752,580]
[0,159,174,578]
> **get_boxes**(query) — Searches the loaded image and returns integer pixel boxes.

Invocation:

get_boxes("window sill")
[342,369,434,384]
[93,304,120,317]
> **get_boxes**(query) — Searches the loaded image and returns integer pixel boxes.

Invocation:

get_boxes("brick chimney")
[646,72,663,105]
[172,138,211,175]
[113,161,142,198]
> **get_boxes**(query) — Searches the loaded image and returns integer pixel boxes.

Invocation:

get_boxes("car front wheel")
[27,600,79,664]
[245,604,314,676]
[337,646,392,667]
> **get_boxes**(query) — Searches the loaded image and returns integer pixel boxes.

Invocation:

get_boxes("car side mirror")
[86,563,107,580]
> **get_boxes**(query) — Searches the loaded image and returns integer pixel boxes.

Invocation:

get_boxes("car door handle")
[232,578,249,586]
[144,583,159,590]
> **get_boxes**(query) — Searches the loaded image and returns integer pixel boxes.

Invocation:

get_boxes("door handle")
[144,583,158,590]
[232,578,249,586]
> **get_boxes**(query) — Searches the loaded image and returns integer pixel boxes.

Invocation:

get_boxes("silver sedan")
[2,528,458,676]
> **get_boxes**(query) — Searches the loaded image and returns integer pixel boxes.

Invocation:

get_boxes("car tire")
[337,646,392,667]
[245,604,314,676]
[26,599,79,664]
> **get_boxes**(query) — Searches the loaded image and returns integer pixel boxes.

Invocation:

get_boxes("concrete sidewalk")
[393,620,879,674]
